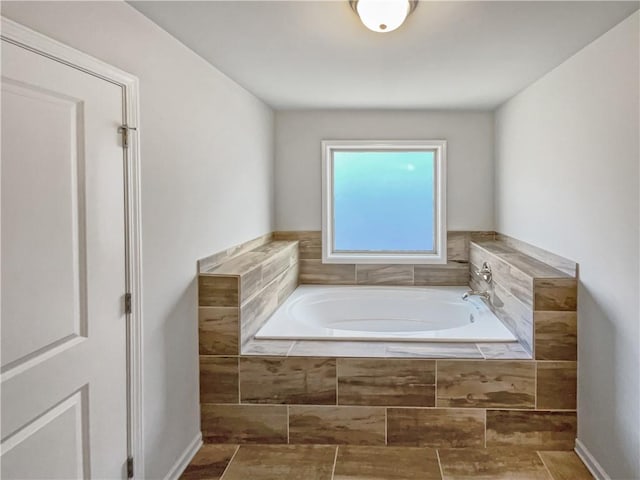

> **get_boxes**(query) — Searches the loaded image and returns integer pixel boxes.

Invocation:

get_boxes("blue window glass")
[332,150,435,252]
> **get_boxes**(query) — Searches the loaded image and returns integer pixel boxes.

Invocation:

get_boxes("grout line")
[436,449,445,480]
[484,409,487,448]
[535,361,538,409]
[434,360,438,407]
[535,360,578,363]
[219,445,240,480]
[286,405,290,444]
[384,408,388,445]
[201,401,574,412]
[335,359,339,406]
[286,341,296,357]
[330,445,339,480]
[237,356,241,403]
[478,343,488,360]
[537,451,556,480]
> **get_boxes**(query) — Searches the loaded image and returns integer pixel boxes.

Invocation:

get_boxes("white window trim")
[321,140,447,264]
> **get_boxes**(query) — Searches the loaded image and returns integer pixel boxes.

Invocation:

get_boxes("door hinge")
[118,125,137,149]
[127,456,134,479]
[124,293,132,315]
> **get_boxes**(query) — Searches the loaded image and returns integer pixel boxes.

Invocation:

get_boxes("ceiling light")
[350,0,417,33]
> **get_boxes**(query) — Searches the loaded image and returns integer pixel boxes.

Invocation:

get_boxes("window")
[322,140,446,264]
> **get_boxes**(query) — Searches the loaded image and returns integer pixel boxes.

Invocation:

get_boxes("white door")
[1,37,129,479]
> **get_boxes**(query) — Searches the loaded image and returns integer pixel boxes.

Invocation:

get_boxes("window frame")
[321,140,447,264]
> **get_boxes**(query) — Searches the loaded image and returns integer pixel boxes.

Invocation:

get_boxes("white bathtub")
[255,285,517,342]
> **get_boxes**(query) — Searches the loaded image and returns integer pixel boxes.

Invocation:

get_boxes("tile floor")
[181,444,593,480]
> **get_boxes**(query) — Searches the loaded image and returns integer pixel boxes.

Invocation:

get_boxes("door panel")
[1,38,128,479]
[1,80,87,371]
[1,389,89,479]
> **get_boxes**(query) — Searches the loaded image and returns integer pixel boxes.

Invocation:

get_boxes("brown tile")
[239,357,336,404]
[535,312,577,361]
[471,241,515,255]
[486,410,577,450]
[477,342,531,359]
[273,231,322,259]
[260,244,296,286]
[494,233,577,278]
[436,360,535,408]
[438,448,551,480]
[239,280,278,346]
[220,445,336,480]
[538,451,593,480]
[199,275,238,307]
[276,262,298,305]
[337,359,435,407]
[536,362,577,410]
[201,404,287,444]
[207,242,298,303]
[250,240,296,257]
[447,231,470,263]
[510,250,561,280]
[211,252,264,276]
[469,231,496,242]
[198,233,272,273]
[289,406,385,445]
[299,260,356,284]
[534,278,577,311]
[333,446,442,480]
[355,264,413,285]
[199,306,239,355]
[180,444,237,480]
[385,342,483,359]
[501,254,568,279]
[470,244,534,307]
[387,408,485,448]
[239,266,263,303]
[414,264,469,286]
[241,339,294,356]
[289,341,387,358]
[200,356,238,404]
[472,241,569,278]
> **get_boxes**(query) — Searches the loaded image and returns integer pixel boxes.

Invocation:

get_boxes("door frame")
[1,17,145,479]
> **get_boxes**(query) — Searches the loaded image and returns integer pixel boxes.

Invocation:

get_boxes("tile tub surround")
[197,234,579,454]
[197,232,273,273]
[272,230,495,286]
[200,359,576,448]
[198,240,299,353]
[469,239,578,358]
[196,232,534,357]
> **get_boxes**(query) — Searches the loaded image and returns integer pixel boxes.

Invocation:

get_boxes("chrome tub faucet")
[462,290,490,301]
[463,262,492,301]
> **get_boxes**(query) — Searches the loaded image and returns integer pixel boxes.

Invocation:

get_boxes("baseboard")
[163,431,203,480]
[575,438,611,480]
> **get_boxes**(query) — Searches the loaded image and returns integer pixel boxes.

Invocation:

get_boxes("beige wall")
[1,2,275,478]
[275,110,494,231]
[495,12,639,479]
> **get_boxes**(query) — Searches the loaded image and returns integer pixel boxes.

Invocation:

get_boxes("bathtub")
[255,285,517,342]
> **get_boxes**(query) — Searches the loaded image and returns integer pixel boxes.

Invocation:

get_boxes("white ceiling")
[130,1,639,109]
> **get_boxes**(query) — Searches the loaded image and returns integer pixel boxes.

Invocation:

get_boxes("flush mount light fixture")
[349,0,418,33]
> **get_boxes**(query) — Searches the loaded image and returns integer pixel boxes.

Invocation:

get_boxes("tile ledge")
[471,240,574,280]
[241,339,532,360]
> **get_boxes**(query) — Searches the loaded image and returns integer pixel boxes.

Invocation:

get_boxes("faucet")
[463,261,492,300]
[462,290,490,301]
[474,262,493,283]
